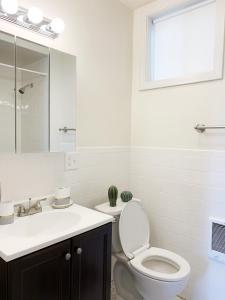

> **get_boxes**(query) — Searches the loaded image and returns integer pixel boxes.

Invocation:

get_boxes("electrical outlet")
[65,152,77,170]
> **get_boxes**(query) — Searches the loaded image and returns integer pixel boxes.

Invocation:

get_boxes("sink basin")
[0,203,113,262]
[4,211,81,238]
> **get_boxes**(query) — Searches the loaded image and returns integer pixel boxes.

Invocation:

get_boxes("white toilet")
[95,199,190,300]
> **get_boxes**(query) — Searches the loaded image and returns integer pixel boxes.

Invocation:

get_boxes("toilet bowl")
[119,200,191,300]
[95,199,191,300]
[129,247,190,300]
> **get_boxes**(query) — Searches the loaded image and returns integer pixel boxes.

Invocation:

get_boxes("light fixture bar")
[0,6,59,39]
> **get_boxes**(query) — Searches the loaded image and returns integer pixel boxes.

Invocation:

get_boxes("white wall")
[0,0,132,206]
[0,0,132,147]
[132,0,225,150]
[0,148,130,207]
[131,1,225,299]
[120,0,155,9]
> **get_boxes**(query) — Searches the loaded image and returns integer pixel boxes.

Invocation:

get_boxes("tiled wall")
[0,147,130,208]
[2,146,224,300]
[65,147,130,208]
[130,147,225,300]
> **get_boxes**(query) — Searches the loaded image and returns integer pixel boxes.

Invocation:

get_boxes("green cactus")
[108,186,118,207]
[121,191,133,202]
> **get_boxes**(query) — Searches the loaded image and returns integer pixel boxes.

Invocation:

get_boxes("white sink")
[0,204,113,262]
[5,211,81,238]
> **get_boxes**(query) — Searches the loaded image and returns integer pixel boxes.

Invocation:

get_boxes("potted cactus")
[108,186,118,207]
[121,191,133,202]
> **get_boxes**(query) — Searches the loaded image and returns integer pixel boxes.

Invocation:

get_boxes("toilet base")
[113,255,142,300]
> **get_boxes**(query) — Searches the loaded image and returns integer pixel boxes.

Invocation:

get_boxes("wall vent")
[209,217,225,263]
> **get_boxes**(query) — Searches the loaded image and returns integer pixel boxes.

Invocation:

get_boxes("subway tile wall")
[130,147,225,300]
[0,147,130,207]
[1,146,225,300]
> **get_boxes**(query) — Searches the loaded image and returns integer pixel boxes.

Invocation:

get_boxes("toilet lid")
[119,200,150,259]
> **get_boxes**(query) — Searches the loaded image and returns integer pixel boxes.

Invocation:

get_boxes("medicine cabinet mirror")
[0,31,76,153]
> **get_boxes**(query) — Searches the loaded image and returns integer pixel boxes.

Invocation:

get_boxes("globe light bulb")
[50,18,65,34]
[1,0,18,14]
[27,7,43,24]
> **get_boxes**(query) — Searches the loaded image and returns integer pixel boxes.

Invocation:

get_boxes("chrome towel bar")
[59,127,76,133]
[195,124,225,133]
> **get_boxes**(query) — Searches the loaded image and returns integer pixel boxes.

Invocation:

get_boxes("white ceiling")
[120,0,155,9]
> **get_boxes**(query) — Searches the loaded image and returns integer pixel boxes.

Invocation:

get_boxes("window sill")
[139,71,223,91]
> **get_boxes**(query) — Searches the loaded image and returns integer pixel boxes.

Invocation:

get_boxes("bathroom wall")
[0,0,132,147]
[131,1,225,299]
[0,0,132,206]
[0,148,130,207]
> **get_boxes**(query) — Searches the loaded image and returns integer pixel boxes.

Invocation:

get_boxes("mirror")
[0,32,76,153]
[0,32,15,153]
[50,49,76,152]
[16,38,50,153]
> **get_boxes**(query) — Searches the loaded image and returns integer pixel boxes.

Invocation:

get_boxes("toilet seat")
[130,247,191,282]
[119,200,190,283]
[119,200,150,259]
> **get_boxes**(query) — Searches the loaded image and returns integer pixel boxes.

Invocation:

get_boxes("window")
[137,0,225,90]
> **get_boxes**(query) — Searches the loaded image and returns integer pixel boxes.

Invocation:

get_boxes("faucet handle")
[31,197,47,209]
[35,197,47,206]
[28,197,47,215]
[14,203,27,217]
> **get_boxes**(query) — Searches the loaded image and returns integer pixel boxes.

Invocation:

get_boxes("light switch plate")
[65,152,78,170]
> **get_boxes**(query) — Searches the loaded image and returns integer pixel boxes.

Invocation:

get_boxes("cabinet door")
[0,258,7,300]
[8,240,71,300]
[71,224,112,300]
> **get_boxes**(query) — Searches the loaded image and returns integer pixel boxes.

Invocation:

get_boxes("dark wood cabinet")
[0,223,112,300]
[8,240,71,300]
[71,224,112,300]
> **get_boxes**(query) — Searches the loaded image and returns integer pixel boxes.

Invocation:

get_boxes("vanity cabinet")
[0,223,112,300]
[71,224,112,300]
[8,240,71,300]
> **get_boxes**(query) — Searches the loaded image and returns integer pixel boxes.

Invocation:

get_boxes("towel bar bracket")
[195,124,225,133]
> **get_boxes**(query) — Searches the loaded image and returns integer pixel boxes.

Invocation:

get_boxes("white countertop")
[0,204,113,262]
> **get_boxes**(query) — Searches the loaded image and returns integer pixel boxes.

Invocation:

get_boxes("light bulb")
[1,0,18,14]
[50,18,65,34]
[27,7,43,24]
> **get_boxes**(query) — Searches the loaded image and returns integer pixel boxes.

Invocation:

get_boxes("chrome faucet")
[15,198,47,217]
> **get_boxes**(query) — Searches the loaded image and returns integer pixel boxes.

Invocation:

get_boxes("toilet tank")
[95,199,127,253]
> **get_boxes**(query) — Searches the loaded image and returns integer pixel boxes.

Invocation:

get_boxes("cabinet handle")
[76,248,82,255]
[65,253,71,261]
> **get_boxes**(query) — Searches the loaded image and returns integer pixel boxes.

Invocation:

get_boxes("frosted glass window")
[149,0,217,81]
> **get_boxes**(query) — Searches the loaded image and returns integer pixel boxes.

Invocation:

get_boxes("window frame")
[137,0,225,90]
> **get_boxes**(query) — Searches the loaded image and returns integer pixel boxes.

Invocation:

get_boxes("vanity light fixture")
[49,18,65,34]
[27,7,43,25]
[1,0,18,15]
[0,1,65,39]
[41,18,65,35]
